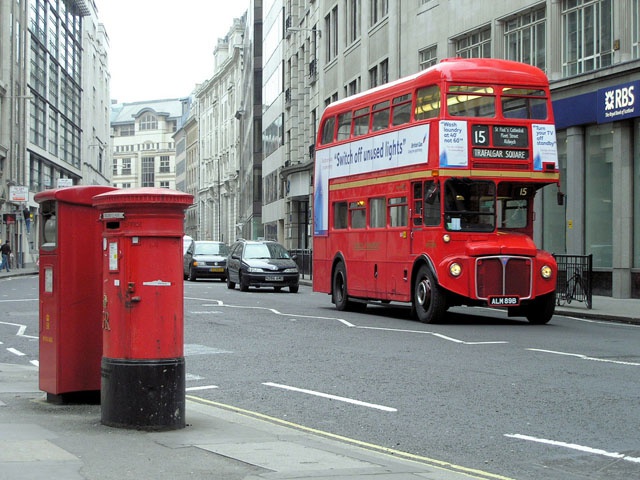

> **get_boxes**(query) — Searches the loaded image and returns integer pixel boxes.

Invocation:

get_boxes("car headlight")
[247,267,262,273]
[283,268,298,273]
[540,265,553,279]
[192,261,199,267]
[449,262,462,277]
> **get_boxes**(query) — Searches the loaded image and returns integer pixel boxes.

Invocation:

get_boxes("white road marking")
[0,321,38,339]
[7,347,25,356]
[186,385,219,391]
[30,360,39,367]
[186,297,503,344]
[263,382,397,412]
[528,348,640,366]
[505,433,640,464]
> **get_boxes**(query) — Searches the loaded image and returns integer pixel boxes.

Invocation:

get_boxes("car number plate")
[210,267,224,273]
[488,296,520,307]
[265,275,283,282]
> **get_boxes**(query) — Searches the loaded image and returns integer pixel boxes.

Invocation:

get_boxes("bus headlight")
[540,265,552,279]
[449,262,462,277]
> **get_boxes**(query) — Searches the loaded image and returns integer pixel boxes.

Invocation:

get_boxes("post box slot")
[106,221,120,229]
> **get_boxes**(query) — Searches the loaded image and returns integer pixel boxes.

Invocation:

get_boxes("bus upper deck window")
[353,107,370,137]
[392,94,412,126]
[321,117,336,145]
[415,86,440,120]
[501,88,548,119]
[337,112,352,141]
[372,101,390,131]
[447,85,495,118]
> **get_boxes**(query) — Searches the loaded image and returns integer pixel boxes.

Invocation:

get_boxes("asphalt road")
[1,275,639,480]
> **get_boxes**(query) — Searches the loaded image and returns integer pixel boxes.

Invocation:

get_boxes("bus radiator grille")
[476,256,532,299]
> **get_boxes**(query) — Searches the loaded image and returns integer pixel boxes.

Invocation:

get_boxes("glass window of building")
[542,130,567,255]
[348,0,360,44]
[370,0,389,26]
[562,0,613,76]
[419,45,437,70]
[634,0,640,58]
[140,114,157,131]
[634,120,640,267]
[141,156,155,187]
[585,124,613,268]
[455,27,491,58]
[325,6,338,63]
[503,7,546,71]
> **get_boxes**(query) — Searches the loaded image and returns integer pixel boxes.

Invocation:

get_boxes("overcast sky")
[95,1,249,104]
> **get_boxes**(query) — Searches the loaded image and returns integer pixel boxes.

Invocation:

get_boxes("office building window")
[504,7,546,70]
[348,0,360,44]
[454,27,491,58]
[562,0,612,76]
[160,155,170,173]
[419,45,437,70]
[370,0,389,27]
[635,0,640,58]
[325,6,339,63]
[140,114,157,131]
[141,156,155,187]
[585,124,613,268]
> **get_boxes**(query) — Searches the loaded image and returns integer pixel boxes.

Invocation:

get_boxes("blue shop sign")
[553,80,640,129]
[597,80,640,123]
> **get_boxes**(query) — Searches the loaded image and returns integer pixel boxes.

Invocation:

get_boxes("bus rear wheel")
[413,265,446,324]
[332,262,349,311]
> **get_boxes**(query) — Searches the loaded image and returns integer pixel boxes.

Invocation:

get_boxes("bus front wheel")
[413,265,446,324]
[523,292,555,325]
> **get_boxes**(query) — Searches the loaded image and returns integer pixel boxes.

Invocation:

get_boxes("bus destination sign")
[492,126,528,147]
[472,148,529,160]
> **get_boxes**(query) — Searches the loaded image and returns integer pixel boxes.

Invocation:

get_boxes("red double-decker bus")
[312,58,560,324]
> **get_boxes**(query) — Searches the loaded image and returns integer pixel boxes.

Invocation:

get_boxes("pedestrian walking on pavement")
[1,240,11,272]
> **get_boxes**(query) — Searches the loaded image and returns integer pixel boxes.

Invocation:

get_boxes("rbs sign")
[598,81,639,123]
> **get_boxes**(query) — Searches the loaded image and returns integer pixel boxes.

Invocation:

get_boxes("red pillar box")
[35,185,118,403]
[93,188,193,430]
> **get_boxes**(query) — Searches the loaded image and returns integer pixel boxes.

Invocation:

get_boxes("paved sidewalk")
[1,363,493,480]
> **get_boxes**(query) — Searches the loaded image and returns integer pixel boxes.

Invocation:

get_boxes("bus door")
[411,179,441,255]
[383,193,412,299]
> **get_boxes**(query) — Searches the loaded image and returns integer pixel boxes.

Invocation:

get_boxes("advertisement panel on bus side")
[314,124,430,235]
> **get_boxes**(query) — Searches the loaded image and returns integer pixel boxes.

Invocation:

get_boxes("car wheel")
[289,285,299,293]
[239,273,249,292]
[226,275,235,289]
[188,267,197,281]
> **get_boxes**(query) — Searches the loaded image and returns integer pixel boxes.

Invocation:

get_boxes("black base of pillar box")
[101,357,185,431]
[46,390,100,405]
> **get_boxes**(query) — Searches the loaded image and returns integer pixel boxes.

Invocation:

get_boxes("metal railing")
[290,249,312,280]
[554,254,593,309]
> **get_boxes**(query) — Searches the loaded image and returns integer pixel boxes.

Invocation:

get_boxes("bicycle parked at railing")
[556,271,591,308]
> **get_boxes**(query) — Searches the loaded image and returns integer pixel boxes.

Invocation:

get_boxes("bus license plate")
[265,275,283,282]
[210,267,224,273]
[488,296,520,307]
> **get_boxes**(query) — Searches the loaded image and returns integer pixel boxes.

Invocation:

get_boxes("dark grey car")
[184,241,229,281]
[226,240,299,293]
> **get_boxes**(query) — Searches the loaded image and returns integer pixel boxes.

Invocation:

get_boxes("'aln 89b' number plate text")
[488,296,520,307]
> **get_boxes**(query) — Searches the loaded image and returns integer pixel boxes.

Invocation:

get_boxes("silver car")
[184,241,229,281]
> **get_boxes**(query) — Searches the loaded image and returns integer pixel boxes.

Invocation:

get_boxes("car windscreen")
[195,243,229,255]
[244,243,291,259]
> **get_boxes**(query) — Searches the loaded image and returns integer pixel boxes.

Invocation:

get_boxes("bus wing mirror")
[425,184,440,205]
